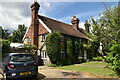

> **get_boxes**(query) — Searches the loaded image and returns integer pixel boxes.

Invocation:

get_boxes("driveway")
[0,66,88,79]
[38,66,88,78]
[0,66,119,80]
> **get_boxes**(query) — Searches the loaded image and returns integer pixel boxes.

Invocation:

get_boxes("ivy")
[45,32,61,65]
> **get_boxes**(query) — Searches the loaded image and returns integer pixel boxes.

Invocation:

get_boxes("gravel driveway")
[38,66,88,78]
[0,66,119,80]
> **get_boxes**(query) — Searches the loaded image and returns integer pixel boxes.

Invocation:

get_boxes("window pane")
[10,54,34,62]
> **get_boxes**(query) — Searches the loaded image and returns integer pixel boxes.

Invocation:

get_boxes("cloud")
[0,2,52,31]
[79,22,85,30]
[43,2,51,8]
[1,0,118,2]
[0,2,32,30]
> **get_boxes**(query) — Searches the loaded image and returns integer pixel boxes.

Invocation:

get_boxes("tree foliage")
[106,43,120,76]
[24,44,37,54]
[91,4,120,76]
[91,5,120,53]
[0,26,11,40]
[0,39,10,56]
[45,32,61,65]
[0,24,27,43]
[12,24,27,43]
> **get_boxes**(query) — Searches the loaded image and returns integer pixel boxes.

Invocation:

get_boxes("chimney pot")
[71,16,79,30]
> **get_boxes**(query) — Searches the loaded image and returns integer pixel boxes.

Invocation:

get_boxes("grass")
[81,61,108,66]
[57,61,115,76]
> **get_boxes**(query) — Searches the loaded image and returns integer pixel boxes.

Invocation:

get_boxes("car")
[2,53,38,80]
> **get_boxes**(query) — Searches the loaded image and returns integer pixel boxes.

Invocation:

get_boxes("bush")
[47,64,58,67]
[0,39,10,56]
[45,32,61,65]
[24,44,37,53]
[93,56,103,61]
[106,43,120,77]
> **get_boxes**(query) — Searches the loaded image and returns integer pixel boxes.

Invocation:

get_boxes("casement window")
[41,50,47,59]
[60,36,64,41]
[61,49,65,58]
[41,34,46,42]
[78,50,83,59]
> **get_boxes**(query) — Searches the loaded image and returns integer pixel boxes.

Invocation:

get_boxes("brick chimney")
[31,1,40,24]
[30,1,40,48]
[71,16,80,30]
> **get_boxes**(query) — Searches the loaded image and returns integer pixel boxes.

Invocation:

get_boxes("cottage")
[23,1,90,65]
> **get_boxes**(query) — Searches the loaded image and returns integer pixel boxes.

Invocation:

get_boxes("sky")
[0,1,118,31]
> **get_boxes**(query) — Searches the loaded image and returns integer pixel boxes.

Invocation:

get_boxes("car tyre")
[3,72,10,80]
[32,75,38,79]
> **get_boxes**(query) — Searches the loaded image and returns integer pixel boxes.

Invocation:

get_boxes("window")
[60,36,64,41]
[41,50,47,59]
[42,34,46,42]
[78,50,82,59]
[61,49,65,58]
[10,54,34,62]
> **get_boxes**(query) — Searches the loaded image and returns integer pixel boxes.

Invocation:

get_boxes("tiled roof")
[38,15,90,39]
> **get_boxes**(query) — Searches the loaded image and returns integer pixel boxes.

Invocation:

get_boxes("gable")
[38,23,49,35]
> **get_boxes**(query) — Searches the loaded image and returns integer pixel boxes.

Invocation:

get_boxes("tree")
[91,4,120,76]
[12,24,27,43]
[84,20,90,33]
[91,5,120,55]
[0,26,11,40]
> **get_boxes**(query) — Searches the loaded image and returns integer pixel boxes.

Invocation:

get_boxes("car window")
[3,56,9,63]
[10,54,34,62]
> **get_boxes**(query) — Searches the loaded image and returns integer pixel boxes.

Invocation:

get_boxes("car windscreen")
[10,54,34,62]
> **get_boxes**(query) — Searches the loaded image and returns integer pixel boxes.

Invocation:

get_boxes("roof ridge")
[38,15,72,26]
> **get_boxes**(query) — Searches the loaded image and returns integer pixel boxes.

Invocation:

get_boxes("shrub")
[106,43,120,77]
[0,39,10,56]
[47,64,58,67]
[93,56,103,61]
[24,44,37,54]
[45,32,61,65]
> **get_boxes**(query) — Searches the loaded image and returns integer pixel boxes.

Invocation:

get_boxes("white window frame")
[61,49,65,58]
[41,50,47,59]
[41,34,47,42]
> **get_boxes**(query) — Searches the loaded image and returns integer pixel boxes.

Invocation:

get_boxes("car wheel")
[3,72,10,80]
[32,75,38,79]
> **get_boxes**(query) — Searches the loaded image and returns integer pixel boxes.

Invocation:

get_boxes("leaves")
[12,24,27,43]
[91,5,120,53]
[0,39,10,56]
[45,32,61,65]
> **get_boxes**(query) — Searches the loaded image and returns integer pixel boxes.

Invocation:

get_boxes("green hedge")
[92,56,103,61]
[0,39,10,56]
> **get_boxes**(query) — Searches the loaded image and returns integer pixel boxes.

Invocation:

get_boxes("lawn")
[57,61,115,76]
[81,61,108,66]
